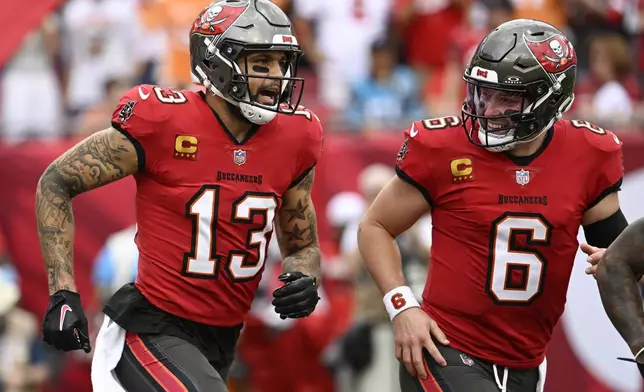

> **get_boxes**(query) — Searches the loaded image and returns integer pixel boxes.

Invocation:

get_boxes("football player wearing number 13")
[35,1,323,391]
[358,19,628,392]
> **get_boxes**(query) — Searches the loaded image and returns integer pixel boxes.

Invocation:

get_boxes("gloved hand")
[272,272,320,319]
[42,290,91,353]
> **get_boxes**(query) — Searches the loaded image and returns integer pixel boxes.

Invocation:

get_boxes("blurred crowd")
[3,0,644,143]
[2,0,644,391]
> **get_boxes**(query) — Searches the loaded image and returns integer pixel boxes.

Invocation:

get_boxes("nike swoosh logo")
[409,123,418,138]
[60,304,72,331]
[138,86,150,100]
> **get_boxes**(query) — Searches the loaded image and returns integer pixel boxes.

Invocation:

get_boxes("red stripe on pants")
[418,359,445,392]
[125,331,188,392]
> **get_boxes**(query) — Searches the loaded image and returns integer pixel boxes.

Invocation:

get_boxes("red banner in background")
[0,0,65,68]
[2,131,644,391]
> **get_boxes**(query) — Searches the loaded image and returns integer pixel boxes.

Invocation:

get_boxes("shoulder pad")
[303,107,324,147]
[284,106,324,174]
[112,85,158,125]
[113,84,195,127]
[280,106,323,141]
[284,105,322,124]
[147,85,190,105]
[112,86,154,127]
[403,116,462,148]
[567,120,622,153]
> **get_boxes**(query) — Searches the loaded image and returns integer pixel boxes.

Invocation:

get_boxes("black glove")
[42,290,91,353]
[617,357,644,378]
[272,272,320,319]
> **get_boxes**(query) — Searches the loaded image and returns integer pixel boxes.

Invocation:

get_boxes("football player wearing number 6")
[36,1,323,391]
[358,19,628,392]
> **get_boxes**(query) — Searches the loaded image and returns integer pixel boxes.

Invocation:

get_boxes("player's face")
[238,51,288,107]
[469,86,529,136]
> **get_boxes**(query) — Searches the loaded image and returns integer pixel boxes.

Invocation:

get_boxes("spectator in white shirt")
[62,0,142,113]
[576,33,635,126]
[589,34,633,124]
[293,0,392,114]
[1,17,64,142]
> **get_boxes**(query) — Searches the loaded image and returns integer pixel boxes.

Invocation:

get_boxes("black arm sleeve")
[583,208,628,248]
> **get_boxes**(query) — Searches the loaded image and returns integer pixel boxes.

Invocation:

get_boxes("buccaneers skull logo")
[191,3,248,36]
[525,34,576,73]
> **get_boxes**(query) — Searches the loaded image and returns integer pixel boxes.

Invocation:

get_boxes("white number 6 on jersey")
[488,213,553,304]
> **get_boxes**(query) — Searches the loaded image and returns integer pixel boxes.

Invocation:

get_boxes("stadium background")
[1,0,644,391]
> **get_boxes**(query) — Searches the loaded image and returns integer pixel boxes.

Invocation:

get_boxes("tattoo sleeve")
[276,167,321,281]
[36,128,139,295]
[596,217,644,356]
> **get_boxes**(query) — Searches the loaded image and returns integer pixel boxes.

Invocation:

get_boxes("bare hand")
[580,243,606,277]
[393,307,450,380]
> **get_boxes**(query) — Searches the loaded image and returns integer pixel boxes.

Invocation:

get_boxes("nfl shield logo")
[233,149,246,166]
[515,169,530,186]
[460,353,474,367]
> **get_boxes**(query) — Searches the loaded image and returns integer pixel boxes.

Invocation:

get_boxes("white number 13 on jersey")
[488,213,553,304]
[183,186,278,281]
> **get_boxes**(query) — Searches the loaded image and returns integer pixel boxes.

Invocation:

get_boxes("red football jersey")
[396,117,623,368]
[111,85,323,326]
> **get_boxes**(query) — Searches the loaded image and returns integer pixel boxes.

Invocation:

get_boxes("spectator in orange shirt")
[139,0,210,88]
[512,0,567,31]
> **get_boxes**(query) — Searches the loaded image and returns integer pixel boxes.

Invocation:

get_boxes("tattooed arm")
[596,217,644,357]
[275,168,321,281]
[36,128,139,295]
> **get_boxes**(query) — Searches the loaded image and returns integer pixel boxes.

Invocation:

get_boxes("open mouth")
[480,120,514,139]
[485,122,513,136]
[256,88,279,106]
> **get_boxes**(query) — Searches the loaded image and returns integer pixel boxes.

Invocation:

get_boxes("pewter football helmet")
[462,19,577,151]
[189,0,304,124]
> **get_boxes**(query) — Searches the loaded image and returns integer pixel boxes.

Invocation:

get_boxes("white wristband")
[383,286,420,322]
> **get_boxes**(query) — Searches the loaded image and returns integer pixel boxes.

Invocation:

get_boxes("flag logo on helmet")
[525,34,576,74]
[192,3,248,36]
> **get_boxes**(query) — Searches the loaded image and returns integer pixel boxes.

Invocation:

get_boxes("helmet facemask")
[193,39,305,124]
[461,72,573,152]
[235,46,304,112]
